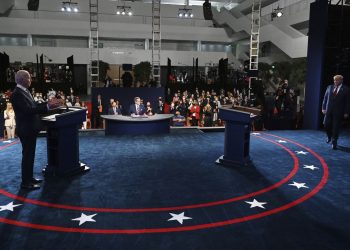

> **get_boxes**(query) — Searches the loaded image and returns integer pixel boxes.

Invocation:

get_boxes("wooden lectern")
[41,107,90,176]
[216,106,257,167]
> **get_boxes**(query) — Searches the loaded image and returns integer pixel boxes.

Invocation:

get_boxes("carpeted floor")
[0,128,349,250]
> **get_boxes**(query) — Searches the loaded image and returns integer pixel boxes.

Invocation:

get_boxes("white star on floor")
[251,132,261,135]
[277,140,287,143]
[0,202,22,212]
[289,181,309,189]
[303,165,319,170]
[3,140,12,143]
[72,213,97,226]
[295,151,308,155]
[245,199,267,209]
[168,212,192,224]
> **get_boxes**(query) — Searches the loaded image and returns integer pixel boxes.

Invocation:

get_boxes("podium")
[41,107,90,176]
[216,107,256,167]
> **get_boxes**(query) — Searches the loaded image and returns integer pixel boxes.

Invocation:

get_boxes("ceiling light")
[116,4,133,17]
[178,8,193,19]
[61,1,79,13]
[271,6,283,21]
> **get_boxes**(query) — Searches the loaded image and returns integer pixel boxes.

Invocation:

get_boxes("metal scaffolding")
[248,0,261,96]
[89,0,99,88]
[152,0,161,86]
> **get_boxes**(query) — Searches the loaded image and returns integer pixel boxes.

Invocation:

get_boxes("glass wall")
[32,35,88,48]
[0,34,28,46]
[161,40,197,51]
[99,38,145,49]
[201,42,231,53]
[1,34,232,53]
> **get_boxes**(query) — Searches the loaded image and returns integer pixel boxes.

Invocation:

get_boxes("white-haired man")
[322,74,350,149]
[10,70,63,190]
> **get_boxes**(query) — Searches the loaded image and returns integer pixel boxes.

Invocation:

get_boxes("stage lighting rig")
[61,1,79,13]
[178,8,193,18]
[178,0,193,19]
[271,6,283,21]
[116,1,133,16]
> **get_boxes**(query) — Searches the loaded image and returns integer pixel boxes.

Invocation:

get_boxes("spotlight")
[61,1,79,13]
[116,4,133,17]
[177,8,193,19]
[271,6,283,20]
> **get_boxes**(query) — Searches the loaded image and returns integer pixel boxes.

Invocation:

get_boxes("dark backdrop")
[304,1,350,129]
[91,87,165,115]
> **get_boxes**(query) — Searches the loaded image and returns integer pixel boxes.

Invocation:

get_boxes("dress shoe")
[326,138,331,144]
[21,182,41,190]
[332,142,337,150]
[32,178,43,184]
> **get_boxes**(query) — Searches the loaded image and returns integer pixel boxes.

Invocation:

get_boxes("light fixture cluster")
[271,6,283,20]
[178,8,193,18]
[116,6,133,16]
[61,1,79,13]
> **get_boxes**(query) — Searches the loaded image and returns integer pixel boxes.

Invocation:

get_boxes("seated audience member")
[65,98,72,107]
[189,100,200,126]
[172,111,185,126]
[129,97,146,115]
[169,102,176,115]
[203,103,213,127]
[156,97,164,114]
[74,97,81,107]
[81,101,89,129]
[145,101,154,116]
[115,100,123,113]
[108,101,122,115]
[4,102,16,139]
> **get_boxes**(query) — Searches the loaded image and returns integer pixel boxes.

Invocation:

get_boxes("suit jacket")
[129,104,145,115]
[190,105,200,119]
[322,84,350,124]
[108,107,121,115]
[10,87,48,137]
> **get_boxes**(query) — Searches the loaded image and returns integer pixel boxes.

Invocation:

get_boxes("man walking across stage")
[322,74,350,150]
[10,70,63,190]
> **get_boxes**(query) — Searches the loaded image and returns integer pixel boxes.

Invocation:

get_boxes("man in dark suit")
[108,101,121,115]
[129,97,145,115]
[322,75,350,149]
[10,70,63,190]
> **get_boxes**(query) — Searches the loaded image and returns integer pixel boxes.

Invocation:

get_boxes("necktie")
[333,86,338,96]
[137,105,140,115]
[25,88,34,101]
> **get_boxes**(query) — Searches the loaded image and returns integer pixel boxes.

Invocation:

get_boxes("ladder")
[249,0,261,97]
[89,0,99,88]
[152,0,161,87]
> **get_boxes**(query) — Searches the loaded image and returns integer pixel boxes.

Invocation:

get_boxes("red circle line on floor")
[0,133,329,234]
[0,135,299,212]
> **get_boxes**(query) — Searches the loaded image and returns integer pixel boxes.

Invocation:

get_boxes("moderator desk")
[101,114,174,135]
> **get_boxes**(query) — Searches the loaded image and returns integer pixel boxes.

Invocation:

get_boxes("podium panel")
[41,107,90,176]
[216,107,256,167]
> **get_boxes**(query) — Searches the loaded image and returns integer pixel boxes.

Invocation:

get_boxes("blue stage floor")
[0,129,349,250]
